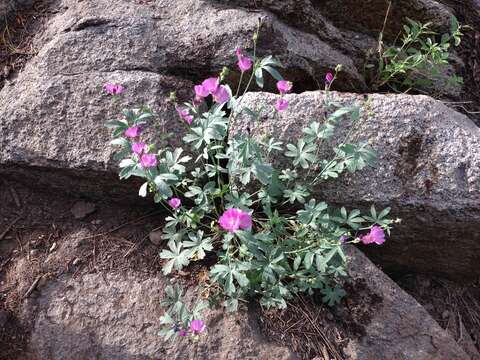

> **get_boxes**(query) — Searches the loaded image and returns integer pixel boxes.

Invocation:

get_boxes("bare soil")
[0,179,164,360]
[396,273,480,358]
[0,0,57,91]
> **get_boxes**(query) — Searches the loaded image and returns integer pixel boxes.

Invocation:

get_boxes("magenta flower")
[213,85,230,104]
[194,84,209,98]
[201,77,219,94]
[178,329,188,337]
[139,153,157,168]
[276,80,292,95]
[339,235,349,243]
[176,106,193,125]
[124,126,141,138]
[360,226,386,245]
[219,208,252,233]
[275,98,288,111]
[104,83,125,95]
[131,142,147,155]
[168,197,181,209]
[189,320,206,335]
[235,48,252,72]
[325,72,334,84]
[238,57,253,72]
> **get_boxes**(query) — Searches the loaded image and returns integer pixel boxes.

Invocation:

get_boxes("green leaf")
[159,241,190,274]
[321,285,346,306]
[252,162,273,185]
[154,178,173,199]
[285,139,317,169]
[263,66,283,81]
[255,67,264,88]
[183,230,213,260]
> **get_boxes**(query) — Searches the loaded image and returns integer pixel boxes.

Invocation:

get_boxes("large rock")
[344,247,470,360]
[27,272,298,360]
[26,0,365,90]
[231,91,480,279]
[22,245,469,360]
[0,0,373,198]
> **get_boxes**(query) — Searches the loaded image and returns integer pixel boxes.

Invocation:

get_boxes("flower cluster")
[194,77,230,105]
[105,34,394,342]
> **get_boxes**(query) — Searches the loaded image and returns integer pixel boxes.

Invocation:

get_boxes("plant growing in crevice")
[367,8,467,94]
[104,26,395,340]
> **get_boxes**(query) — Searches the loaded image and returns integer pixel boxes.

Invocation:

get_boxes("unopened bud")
[335,64,343,73]
[220,66,230,81]
[169,91,177,102]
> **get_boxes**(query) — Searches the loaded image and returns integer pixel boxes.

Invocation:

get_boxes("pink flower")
[104,83,125,95]
[219,208,252,233]
[168,197,181,209]
[235,48,252,72]
[276,80,292,94]
[131,142,147,155]
[194,84,209,98]
[325,72,334,83]
[124,126,141,138]
[360,226,386,245]
[189,320,206,335]
[213,85,230,104]
[238,57,253,72]
[179,329,188,337]
[201,77,219,94]
[139,153,157,168]
[275,98,288,111]
[176,106,193,125]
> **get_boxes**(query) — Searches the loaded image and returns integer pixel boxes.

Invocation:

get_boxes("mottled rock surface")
[344,247,470,360]
[26,273,298,360]
[231,91,480,279]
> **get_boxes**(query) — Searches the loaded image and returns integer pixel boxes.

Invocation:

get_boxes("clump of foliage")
[368,15,467,93]
[104,28,394,340]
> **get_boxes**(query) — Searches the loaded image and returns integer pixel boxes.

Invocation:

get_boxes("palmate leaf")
[321,285,346,306]
[183,230,213,260]
[285,139,317,169]
[159,240,190,275]
[283,184,310,204]
[334,207,365,229]
[252,162,273,185]
[297,199,328,225]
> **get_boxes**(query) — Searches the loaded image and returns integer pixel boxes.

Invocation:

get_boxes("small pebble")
[441,310,449,319]
[149,230,163,246]
[71,201,97,220]
[30,249,39,257]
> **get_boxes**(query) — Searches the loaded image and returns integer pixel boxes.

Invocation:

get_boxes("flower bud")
[220,66,230,81]
[335,64,343,73]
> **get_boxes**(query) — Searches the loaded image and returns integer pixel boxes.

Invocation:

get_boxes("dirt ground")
[0,179,165,360]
